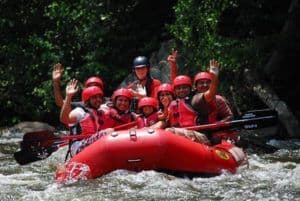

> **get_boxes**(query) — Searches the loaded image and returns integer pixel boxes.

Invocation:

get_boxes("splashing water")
[0,129,299,200]
[55,162,91,185]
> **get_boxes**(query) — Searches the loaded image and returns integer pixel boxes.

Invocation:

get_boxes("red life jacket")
[149,79,161,98]
[168,98,198,127]
[104,107,136,128]
[136,111,159,128]
[70,107,106,136]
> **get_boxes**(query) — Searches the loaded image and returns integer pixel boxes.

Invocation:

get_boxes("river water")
[0,130,299,201]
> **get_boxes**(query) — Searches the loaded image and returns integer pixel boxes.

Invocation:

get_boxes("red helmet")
[138,97,158,110]
[157,83,174,97]
[84,76,104,89]
[82,86,103,102]
[194,72,212,84]
[173,75,192,88]
[112,88,133,103]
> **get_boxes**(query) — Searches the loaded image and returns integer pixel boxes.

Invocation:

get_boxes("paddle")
[183,109,278,152]
[14,121,138,165]
[184,108,278,132]
[14,109,277,165]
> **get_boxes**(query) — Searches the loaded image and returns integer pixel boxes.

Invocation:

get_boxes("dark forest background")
[1,0,299,128]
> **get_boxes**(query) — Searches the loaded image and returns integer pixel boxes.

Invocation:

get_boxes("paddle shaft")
[14,109,277,165]
[51,120,138,141]
[184,115,277,132]
[57,114,276,141]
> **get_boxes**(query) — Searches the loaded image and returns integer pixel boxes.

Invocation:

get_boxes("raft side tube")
[157,130,239,174]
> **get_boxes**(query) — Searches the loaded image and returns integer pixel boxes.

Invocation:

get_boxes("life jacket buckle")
[147,128,155,134]
[111,131,118,137]
[129,129,137,137]
[129,129,137,141]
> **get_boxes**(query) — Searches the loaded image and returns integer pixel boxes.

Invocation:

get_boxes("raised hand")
[167,48,178,65]
[209,59,220,76]
[66,79,79,98]
[52,63,64,82]
[160,96,171,108]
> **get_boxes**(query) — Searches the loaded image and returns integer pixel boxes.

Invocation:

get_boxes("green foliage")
[168,0,239,73]
[2,0,291,126]
[167,0,292,112]
[0,0,175,126]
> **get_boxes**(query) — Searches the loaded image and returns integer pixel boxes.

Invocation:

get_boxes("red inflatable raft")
[55,128,247,183]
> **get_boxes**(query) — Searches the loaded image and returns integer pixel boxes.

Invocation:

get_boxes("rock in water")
[0,121,55,138]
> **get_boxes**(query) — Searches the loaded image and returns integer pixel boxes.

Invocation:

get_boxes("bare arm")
[60,79,79,124]
[192,59,220,107]
[203,59,219,103]
[168,49,178,83]
[52,63,64,107]
[150,120,167,129]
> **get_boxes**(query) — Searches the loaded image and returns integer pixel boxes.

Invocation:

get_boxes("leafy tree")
[168,0,298,113]
[0,0,175,126]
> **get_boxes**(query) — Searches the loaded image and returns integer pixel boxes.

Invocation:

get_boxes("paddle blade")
[14,130,62,165]
[241,114,278,130]
[14,149,54,165]
[242,109,277,119]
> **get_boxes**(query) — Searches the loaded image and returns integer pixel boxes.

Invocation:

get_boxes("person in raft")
[127,56,161,112]
[166,60,220,144]
[166,51,234,144]
[152,49,178,123]
[136,97,166,129]
[60,79,113,156]
[193,64,236,144]
[102,88,138,128]
[52,63,105,108]
[155,83,175,123]
[166,49,233,123]
[194,71,233,123]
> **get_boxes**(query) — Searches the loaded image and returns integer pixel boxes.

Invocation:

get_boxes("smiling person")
[194,70,233,123]
[52,63,104,108]
[103,88,137,128]
[155,83,175,123]
[127,56,161,112]
[165,60,220,144]
[136,97,165,129]
[193,61,235,144]
[59,80,113,156]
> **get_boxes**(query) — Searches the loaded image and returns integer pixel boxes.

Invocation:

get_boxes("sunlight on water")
[0,130,299,201]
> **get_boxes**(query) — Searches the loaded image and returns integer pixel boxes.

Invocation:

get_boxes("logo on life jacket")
[215,149,230,160]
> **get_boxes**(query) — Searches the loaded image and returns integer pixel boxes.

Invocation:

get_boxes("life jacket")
[67,106,106,160]
[168,97,199,127]
[104,107,137,128]
[136,111,159,128]
[69,106,105,136]
[149,79,161,98]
